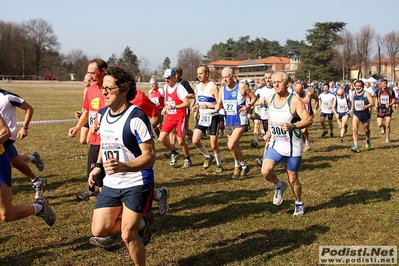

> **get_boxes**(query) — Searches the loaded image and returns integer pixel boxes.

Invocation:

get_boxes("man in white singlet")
[261,71,313,216]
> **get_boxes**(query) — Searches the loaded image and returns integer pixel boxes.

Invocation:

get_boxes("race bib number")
[88,111,97,126]
[101,129,125,162]
[150,97,160,106]
[198,114,211,127]
[322,101,330,109]
[380,95,389,105]
[165,100,177,115]
[354,100,364,111]
[270,122,289,141]
[338,103,347,112]
[223,100,237,115]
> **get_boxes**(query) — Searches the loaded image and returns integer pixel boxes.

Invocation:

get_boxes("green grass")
[0,81,398,265]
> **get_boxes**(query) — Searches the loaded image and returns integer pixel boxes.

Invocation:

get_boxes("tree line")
[0,19,398,82]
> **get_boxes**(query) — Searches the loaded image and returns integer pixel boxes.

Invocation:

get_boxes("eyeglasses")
[100,86,118,93]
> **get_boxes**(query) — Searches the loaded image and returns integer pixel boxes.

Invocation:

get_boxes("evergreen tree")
[118,46,140,78]
[162,57,171,71]
[296,22,346,81]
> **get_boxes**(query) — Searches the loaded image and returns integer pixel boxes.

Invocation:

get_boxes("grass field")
[0,81,398,266]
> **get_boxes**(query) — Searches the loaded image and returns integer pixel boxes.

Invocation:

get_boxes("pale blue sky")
[2,0,398,69]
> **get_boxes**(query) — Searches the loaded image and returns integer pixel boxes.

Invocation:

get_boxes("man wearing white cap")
[158,68,192,168]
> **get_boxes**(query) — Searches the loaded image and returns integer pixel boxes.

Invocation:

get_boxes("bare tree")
[355,25,375,78]
[22,18,60,77]
[63,49,90,80]
[383,31,399,80]
[375,33,385,77]
[177,47,203,81]
[333,29,354,80]
[139,56,152,82]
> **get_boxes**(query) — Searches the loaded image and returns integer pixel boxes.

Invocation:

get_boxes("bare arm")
[17,101,34,139]
[68,109,89,138]
[309,91,319,110]
[365,92,374,109]
[239,83,256,112]
[290,97,313,130]
[332,97,338,116]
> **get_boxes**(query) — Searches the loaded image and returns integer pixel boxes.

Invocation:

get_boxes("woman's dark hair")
[104,65,137,101]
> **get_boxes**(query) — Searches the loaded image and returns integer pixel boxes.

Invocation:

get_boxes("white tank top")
[268,94,302,157]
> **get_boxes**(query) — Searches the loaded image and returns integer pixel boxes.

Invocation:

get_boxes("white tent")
[366,77,377,83]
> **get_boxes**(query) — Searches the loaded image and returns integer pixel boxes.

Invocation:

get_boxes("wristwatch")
[291,123,297,130]
[95,162,103,169]
[23,125,28,130]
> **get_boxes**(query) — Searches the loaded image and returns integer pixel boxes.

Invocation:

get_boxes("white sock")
[295,201,303,205]
[215,153,222,166]
[29,155,35,162]
[33,203,43,214]
[198,145,210,157]
[234,160,240,167]
[276,180,283,188]
[240,161,247,168]
[139,218,146,230]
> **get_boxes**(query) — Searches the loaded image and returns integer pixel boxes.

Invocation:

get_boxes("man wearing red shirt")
[68,58,107,200]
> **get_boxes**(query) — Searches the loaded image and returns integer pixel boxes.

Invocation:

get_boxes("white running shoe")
[273,181,288,206]
[293,202,305,216]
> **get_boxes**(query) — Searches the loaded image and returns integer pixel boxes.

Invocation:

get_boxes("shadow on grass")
[177,225,330,266]
[154,188,293,233]
[0,235,123,265]
[308,188,396,213]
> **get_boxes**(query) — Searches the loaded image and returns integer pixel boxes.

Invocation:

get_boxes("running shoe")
[76,189,97,200]
[214,166,223,174]
[250,140,259,148]
[181,159,192,168]
[255,158,263,168]
[350,145,360,153]
[169,153,180,166]
[157,187,170,215]
[321,130,328,137]
[139,212,154,246]
[35,197,56,226]
[89,236,113,249]
[273,181,288,206]
[164,151,172,158]
[330,132,334,138]
[231,167,241,179]
[240,165,250,177]
[293,202,305,216]
[32,177,46,199]
[202,155,214,169]
[31,151,44,171]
